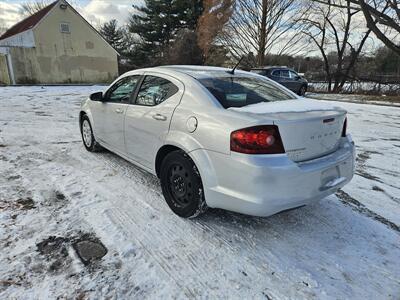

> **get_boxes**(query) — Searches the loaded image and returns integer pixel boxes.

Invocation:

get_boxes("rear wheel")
[298,85,307,96]
[160,151,207,218]
[80,115,102,152]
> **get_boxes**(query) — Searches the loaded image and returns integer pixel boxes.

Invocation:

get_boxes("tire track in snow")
[81,145,400,296]
[336,190,400,233]
[64,146,303,298]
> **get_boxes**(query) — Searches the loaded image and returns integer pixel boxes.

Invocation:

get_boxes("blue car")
[251,67,308,96]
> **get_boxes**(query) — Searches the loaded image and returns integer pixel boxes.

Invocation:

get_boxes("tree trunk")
[257,0,268,66]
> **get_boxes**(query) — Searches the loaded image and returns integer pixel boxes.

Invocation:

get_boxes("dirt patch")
[34,112,52,117]
[37,236,70,272]
[0,197,36,211]
[0,280,22,287]
[336,190,400,233]
[55,191,66,201]
[16,198,35,210]
[7,175,21,181]
[372,186,384,192]
[43,190,68,208]
[36,232,107,271]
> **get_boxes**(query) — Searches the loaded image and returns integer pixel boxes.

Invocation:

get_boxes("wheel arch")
[79,109,96,135]
[79,111,86,127]
[154,143,217,209]
[155,145,182,178]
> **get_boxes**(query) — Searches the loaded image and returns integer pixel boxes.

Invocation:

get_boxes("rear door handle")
[115,108,124,114]
[152,114,167,121]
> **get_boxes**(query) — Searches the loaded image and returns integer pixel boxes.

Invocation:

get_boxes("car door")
[270,69,284,85]
[289,70,301,92]
[92,75,141,153]
[124,73,184,169]
[278,69,293,90]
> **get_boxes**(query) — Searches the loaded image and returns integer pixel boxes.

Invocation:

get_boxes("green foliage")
[99,19,125,54]
[128,0,203,66]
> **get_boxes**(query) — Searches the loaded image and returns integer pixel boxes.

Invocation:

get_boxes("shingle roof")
[0,1,57,41]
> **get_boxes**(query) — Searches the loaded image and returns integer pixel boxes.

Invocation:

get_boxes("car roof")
[153,65,251,79]
[251,66,295,71]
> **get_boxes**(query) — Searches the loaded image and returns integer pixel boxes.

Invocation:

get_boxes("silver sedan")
[79,66,355,218]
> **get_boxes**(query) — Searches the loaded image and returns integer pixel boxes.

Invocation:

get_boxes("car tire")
[298,85,307,96]
[80,115,102,152]
[160,150,207,218]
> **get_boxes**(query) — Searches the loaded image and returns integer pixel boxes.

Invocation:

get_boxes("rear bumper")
[192,135,355,217]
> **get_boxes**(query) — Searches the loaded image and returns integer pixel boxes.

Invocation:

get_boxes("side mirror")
[90,92,103,101]
[295,75,301,80]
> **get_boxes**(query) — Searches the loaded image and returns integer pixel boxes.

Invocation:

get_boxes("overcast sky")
[0,0,141,30]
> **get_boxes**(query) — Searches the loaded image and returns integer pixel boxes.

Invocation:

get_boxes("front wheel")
[80,115,102,152]
[160,151,207,218]
[298,85,307,96]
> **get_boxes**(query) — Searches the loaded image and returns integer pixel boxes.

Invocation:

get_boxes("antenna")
[227,56,244,75]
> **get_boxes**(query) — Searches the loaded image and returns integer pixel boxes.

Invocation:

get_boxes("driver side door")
[93,75,141,153]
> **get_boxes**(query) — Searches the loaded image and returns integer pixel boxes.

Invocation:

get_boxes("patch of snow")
[0,86,399,299]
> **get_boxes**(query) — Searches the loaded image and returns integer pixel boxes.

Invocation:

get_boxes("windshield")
[198,76,296,108]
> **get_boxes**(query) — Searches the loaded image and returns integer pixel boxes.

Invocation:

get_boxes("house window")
[60,23,70,33]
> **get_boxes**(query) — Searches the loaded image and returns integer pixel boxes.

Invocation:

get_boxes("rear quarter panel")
[168,80,269,155]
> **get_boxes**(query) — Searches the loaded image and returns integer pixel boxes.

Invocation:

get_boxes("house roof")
[0,1,58,41]
[0,0,119,55]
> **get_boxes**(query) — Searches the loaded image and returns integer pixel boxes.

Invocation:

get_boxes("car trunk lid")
[272,111,345,162]
[229,99,346,162]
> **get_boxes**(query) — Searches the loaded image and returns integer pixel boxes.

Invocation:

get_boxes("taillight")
[342,117,347,137]
[230,125,285,154]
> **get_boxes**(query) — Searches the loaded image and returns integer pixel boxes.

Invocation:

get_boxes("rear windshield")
[198,76,296,108]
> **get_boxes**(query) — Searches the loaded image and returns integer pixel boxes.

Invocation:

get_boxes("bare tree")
[0,19,7,36]
[312,0,400,55]
[218,0,307,66]
[20,1,51,16]
[300,0,373,92]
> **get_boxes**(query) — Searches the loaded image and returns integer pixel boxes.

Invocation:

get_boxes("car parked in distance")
[251,66,308,96]
[80,66,355,218]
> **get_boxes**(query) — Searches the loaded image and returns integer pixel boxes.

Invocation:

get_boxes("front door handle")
[152,114,167,121]
[115,108,124,114]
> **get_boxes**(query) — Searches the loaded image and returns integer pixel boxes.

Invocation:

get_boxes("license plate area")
[321,165,340,187]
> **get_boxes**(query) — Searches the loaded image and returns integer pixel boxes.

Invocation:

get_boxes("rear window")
[198,76,296,108]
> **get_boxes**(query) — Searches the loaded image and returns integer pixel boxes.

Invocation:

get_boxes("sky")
[0,0,141,30]
[0,0,389,55]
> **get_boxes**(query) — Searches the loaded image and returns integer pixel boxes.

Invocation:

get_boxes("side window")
[280,70,290,78]
[289,71,298,79]
[272,70,281,77]
[105,76,140,103]
[136,76,179,106]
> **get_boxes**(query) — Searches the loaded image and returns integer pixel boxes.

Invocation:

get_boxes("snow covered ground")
[308,93,400,107]
[309,81,400,96]
[0,86,399,299]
